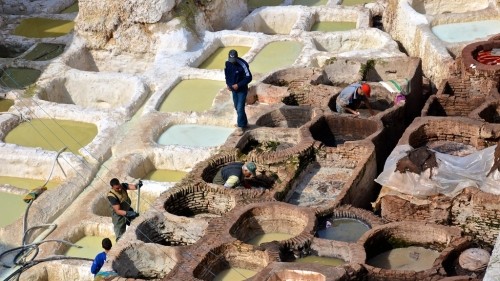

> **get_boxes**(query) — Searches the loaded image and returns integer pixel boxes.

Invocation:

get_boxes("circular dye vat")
[65,235,115,259]
[159,79,225,112]
[432,20,500,43]
[0,68,41,89]
[60,2,78,13]
[158,124,233,147]
[246,233,294,245]
[23,43,65,61]
[0,191,26,227]
[476,50,500,65]
[367,246,440,271]
[0,176,60,190]
[4,118,97,154]
[213,268,258,281]
[199,46,250,69]
[248,0,283,9]
[144,169,187,182]
[295,256,345,266]
[250,41,303,74]
[311,21,357,32]
[0,99,14,112]
[13,18,75,38]
[293,0,328,6]
[317,218,370,243]
[342,0,371,5]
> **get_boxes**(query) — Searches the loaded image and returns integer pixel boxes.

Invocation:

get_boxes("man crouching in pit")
[212,162,257,189]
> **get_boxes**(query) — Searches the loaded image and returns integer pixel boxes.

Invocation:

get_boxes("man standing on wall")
[225,49,253,136]
[107,178,141,241]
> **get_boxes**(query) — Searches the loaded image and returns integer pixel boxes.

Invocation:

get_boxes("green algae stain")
[23,43,65,61]
[4,118,97,154]
[0,99,14,112]
[13,18,74,38]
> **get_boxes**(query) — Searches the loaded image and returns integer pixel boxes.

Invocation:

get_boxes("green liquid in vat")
[367,246,440,271]
[157,124,234,147]
[311,21,357,32]
[159,79,225,112]
[248,0,283,9]
[144,169,187,182]
[4,118,97,154]
[246,232,294,245]
[23,43,65,61]
[0,191,26,227]
[293,0,328,6]
[0,99,14,112]
[13,18,75,38]
[60,2,79,13]
[0,68,41,89]
[317,218,370,242]
[199,46,250,69]
[0,176,60,190]
[295,256,345,266]
[65,236,114,259]
[250,41,303,74]
[342,0,370,5]
[213,268,258,281]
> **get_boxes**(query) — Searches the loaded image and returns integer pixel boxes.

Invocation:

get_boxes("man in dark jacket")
[224,49,252,136]
[213,162,257,188]
[107,178,142,241]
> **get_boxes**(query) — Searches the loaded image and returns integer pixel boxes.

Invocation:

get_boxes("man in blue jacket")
[224,49,252,136]
[91,238,112,276]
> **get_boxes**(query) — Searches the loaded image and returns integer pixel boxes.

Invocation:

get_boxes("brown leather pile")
[395,147,438,177]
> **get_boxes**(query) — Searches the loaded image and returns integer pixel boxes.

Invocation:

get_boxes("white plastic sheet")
[375,144,500,197]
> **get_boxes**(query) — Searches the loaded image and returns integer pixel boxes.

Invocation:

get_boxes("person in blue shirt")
[224,49,253,136]
[336,83,375,116]
[91,238,112,275]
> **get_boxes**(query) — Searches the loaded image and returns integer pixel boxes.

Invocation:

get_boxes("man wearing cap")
[224,49,253,136]
[336,83,375,116]
[212,162,257,188]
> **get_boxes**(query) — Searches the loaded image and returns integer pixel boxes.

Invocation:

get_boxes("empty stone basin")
[293,0,328,6]
[159,80,225,112]
[164,187,236,218]
[295,255,345,266]
[313,30,386,53]
[248,0,282,9]
[0,43,30,58]
[311,21,357,32]
[410,0,489,15]
[214,268,258,281]
[157,124,233,147]
[250,41,303,74]
[229,205,308,245]
[341,0,372,5]
[0,68,41,89]
[240,7,301,35]
[199,46,250,69]
[60,2,78,13]
[65,235,114,259]
[367,246,440,271]
[0,191,25,228]
[256,106,313,128]
[316,218,370,242]
[144,169,187,182]
[13,18,74,38]
[65,48,153,74]
[309,115,378,147]
[239,130,300,158]
[479,103,500,123]
[136,216,198,245]
[0,176,60,190]
[425,95,484,117]
[0,99,14,112]
[4,119,97,154]
[23,43,65,61]
[432,20,500,43]
[38,74,145,110]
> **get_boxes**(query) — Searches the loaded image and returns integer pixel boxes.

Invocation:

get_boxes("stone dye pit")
[1,0,500,281]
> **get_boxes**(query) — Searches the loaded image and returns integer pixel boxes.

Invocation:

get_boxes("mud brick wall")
[372,106,406,172]
[380,195,452,224]
[461,40,500,96]
[451,188,500,247]
[425,80,486,117]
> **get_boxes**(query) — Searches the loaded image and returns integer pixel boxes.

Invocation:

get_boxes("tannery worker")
[336,83,375,116]
[212,162,257,188]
